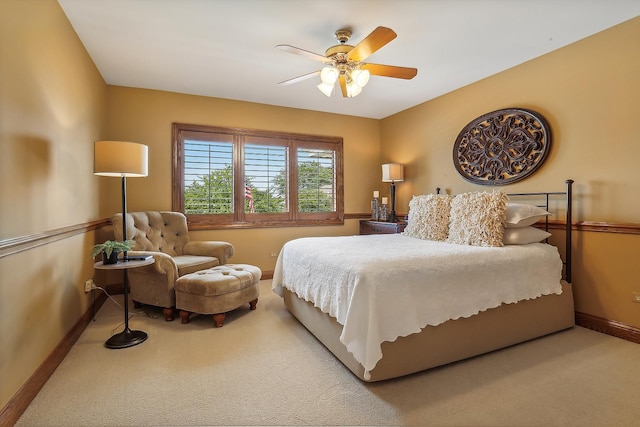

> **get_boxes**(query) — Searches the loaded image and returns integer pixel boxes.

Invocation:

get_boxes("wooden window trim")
[172,123,344,230]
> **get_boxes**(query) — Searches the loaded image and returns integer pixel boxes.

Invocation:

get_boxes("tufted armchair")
[112,211,234,321]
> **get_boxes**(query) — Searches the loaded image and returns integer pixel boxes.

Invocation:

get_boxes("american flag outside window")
[245,183,255,213]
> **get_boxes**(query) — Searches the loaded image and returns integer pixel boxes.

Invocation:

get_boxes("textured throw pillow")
[403,194,453,241]
[447,191,508,247]
[503,226,551,245]
[505,203,550,228]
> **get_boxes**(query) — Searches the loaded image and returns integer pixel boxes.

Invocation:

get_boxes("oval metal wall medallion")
[452,108,551,185]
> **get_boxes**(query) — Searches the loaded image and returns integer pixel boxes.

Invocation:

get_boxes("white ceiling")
[58,0,639,119]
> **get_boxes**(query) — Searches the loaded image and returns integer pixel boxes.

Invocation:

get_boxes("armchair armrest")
[183,241,234,265]
[127,250,179,285]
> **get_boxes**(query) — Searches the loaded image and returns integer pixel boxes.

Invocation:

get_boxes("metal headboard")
[506,179,573,283]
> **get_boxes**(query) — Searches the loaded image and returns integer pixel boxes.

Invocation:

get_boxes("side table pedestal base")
[105,328,148,349]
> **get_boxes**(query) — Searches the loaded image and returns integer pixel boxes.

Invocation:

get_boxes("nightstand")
[359,220,407,235]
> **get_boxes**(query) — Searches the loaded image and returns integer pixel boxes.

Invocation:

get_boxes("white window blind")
[244,143,288,213]
[184,138,233,214]
[297,147,336,212]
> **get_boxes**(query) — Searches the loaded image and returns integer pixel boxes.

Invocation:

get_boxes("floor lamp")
[94,140,148,349]
[382,163,404,223]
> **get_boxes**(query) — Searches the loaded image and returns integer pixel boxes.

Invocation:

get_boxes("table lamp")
[382,163,404,222]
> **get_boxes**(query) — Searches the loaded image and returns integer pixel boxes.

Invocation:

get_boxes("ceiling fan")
[276,26,418,98]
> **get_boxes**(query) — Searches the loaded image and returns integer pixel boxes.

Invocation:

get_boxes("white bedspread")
[272,234,563,380]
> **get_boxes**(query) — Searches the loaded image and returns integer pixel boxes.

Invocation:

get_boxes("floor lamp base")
[105,328,148,349]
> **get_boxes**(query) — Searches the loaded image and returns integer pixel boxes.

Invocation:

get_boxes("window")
[172,123,344,229]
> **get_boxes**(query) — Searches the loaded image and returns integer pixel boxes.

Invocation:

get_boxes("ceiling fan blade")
[339,75,348,97]
[347,26,397,62]
[362,63,418,79]
[276,44,332,63]
[278,70,321,85]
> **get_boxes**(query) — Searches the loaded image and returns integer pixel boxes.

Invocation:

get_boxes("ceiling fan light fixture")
[278,26,417,99]
[317,82,335,97]
[320,66,339,85]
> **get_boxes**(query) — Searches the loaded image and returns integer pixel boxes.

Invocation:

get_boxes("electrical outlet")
[632,292,640,303]
[270,252,278,257]
[84,279,95,293]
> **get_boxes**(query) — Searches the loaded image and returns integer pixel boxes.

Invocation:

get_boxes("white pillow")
[503,226,551,245]
[403,194,453,241]
[447,191,508,247]
[505,203,550,228]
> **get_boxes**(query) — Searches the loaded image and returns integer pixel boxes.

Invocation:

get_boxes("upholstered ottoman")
[175,264,261,327]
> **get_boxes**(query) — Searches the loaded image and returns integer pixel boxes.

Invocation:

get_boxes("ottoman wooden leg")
[249,298,258,310]
[179,310,191,324]
[163,307,174,321]
[213,313,226,327]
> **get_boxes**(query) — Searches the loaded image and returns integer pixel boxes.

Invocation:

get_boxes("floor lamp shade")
[94,141,148,177]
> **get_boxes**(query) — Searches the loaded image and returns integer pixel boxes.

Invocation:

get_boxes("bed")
[272,180,574,382]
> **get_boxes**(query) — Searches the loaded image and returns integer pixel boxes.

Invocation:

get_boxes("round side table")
[94,257,155,349]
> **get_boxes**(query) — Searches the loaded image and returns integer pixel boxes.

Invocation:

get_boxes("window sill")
[186,217,344,230]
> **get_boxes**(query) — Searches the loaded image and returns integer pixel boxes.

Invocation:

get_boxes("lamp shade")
[382,163,404,182]
[317,82,335,97]
[94,141,148,177]
[320,66,339,85]
[346,81,362,98]
[351,69,370,87]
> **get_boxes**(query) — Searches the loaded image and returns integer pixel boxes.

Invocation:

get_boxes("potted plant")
[91,240,135,265]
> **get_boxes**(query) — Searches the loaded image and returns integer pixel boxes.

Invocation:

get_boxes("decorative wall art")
[452,108,551,185]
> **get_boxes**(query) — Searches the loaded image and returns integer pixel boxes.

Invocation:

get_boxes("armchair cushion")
[174,255,219,276]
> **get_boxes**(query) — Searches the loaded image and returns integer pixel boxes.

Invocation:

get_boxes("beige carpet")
[17,280,640,426]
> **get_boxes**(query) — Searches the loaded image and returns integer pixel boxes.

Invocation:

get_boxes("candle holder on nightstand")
[371,191,380,220]
[379,202,388,221]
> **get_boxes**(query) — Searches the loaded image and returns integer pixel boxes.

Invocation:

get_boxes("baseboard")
[575,312,640,344]
[0,292,108,426]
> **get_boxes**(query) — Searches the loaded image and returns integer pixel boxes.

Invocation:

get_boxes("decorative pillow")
[503,226,551,245]
[403,194,453,241]
[447,191,508,247]
[505,203,550,228]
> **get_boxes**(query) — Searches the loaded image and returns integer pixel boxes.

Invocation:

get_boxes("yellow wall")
[2,0,639,415]
[104,86,381,270]
[0,0,107,410]
[381,16,640,328]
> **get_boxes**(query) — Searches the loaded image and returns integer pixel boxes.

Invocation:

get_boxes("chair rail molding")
[0,219,109,258]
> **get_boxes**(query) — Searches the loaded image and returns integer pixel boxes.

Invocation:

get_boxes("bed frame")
[283,180,575,382]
